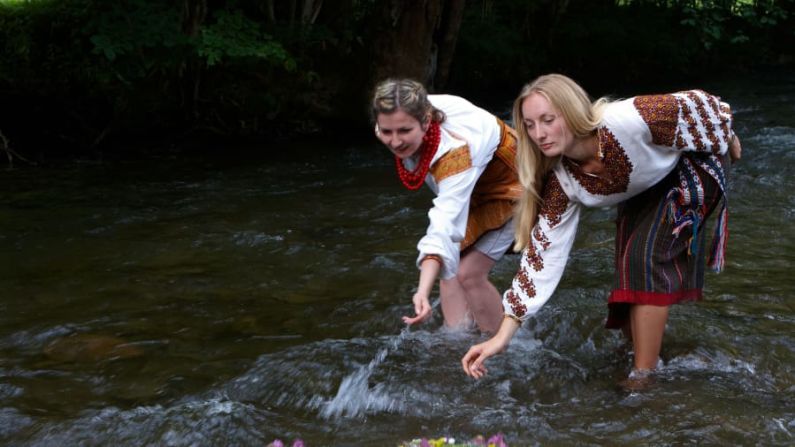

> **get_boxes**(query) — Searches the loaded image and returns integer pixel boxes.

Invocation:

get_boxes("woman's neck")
[565,133,600,163]
[565,133,605,176]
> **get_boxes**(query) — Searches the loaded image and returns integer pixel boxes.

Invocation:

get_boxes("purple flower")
[487,433,508,447]
[420,438,431,447]
[292,440,305,447]
[268,440,284,447]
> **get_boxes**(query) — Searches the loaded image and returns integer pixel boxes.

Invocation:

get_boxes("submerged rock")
[43,334,144,363]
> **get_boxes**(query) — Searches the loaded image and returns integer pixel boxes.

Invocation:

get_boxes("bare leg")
[439,278,471,329]
[621,320,633,343]
[457,250,503,334]
[630,304,669,370]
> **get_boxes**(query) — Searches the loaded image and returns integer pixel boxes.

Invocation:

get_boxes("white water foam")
[665,351,756,375]
[316,328,410,419]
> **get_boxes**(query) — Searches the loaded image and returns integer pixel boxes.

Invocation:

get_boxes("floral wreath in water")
[268,433,508,447]
[400,433,508,447]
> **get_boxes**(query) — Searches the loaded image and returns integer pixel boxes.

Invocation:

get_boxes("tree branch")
[0,130,35,169]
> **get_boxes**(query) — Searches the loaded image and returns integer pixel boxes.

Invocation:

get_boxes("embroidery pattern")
[516,268,534,293]
[539,175,568,228]
[533,226,550,250]
[681,95,705,151]
[494,118,518,167]
[702,91,731,151]
[717,99,732,147]
[563,128,633,196]
[696,154,726,192]
[430,145,471,183]
[677,90,734,153]
[636,90,732,157]
[633,94,678,146]
[506,290,528,317]
[718,101,733,143]
[526,243,544,272]
[687,91,720,154]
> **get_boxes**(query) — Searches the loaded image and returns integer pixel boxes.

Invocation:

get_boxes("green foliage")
[680,0,789,50]
[198,9,293,69]
[735,0,788,27]
[0,1,88,83]
[452,0,549,97]
[0,0,791,154]
[450,0,792,97]
[88,0,183,63]
[0,0,317,148]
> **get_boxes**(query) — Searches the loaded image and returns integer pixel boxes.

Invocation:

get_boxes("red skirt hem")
[608,288,703,306]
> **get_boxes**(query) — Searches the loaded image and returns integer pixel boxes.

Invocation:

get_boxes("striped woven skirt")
[605,153,728,329]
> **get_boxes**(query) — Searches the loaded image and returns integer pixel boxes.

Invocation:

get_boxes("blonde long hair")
[512,74,611,251]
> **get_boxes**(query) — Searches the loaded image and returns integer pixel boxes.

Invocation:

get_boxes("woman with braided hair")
[371,78,522,333]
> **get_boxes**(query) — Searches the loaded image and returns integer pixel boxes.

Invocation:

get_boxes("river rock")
[43,334,144,363]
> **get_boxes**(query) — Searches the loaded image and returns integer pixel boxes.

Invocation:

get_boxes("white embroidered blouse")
[503,90,735,320]
[405,95,503,280]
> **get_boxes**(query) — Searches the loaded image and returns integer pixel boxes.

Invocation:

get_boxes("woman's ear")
[421,113,432,132]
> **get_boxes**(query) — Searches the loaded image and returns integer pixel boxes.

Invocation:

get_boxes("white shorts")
[470,218,515,261]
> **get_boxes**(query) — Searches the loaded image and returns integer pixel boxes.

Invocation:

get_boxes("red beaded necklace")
[395,121,441,190]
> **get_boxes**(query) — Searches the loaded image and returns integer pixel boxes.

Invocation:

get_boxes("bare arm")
[402,257,441,325]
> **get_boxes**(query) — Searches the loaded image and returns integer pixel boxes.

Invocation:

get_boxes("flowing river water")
[1,74,794,446]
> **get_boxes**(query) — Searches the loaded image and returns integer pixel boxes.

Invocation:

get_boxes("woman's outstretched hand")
[461,337,504,379]
[402,292,432,325]
[729,134,742,163]
[403,257,441,326]
[461,316,521,379]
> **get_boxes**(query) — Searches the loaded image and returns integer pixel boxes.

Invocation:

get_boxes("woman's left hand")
[729,134,742,163]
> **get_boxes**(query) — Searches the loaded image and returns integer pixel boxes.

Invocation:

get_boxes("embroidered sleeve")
[633,90,734,155]
[503,174,580,320]
[416,159,482,280]
[430,146,472,183]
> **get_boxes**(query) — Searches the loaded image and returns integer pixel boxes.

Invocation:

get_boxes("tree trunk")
[180,0,208,119]
[264,0,276,23]
[371,0,445,89]
[289,0,297,29]
[181,0,207,37]
[301,0,324,26]
[434,0,466,90]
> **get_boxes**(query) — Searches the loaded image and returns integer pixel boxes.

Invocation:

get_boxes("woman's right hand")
[461,316,521,378]
[402,292,432,325]
[461,335,508,379]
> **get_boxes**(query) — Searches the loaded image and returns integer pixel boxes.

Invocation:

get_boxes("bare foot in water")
[619,368,655,391]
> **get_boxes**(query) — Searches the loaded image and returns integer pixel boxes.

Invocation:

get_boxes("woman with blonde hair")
[462,74,741,378]
[371,78,522,333]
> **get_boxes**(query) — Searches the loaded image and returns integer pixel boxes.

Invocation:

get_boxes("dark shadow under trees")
[0,0,792,158]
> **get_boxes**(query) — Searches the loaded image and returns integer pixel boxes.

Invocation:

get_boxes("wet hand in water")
[401,292,431,325]
[461,337,505,379]
[462,316,521,378]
